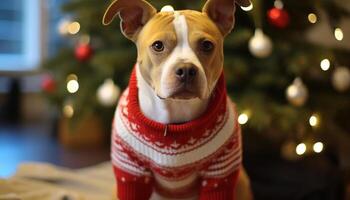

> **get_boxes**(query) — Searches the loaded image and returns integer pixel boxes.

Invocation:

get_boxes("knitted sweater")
[111,68,242,200]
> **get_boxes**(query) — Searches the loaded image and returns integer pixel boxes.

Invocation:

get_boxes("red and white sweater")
[112,68,242,200]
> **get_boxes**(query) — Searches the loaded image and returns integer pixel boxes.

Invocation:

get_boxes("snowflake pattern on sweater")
[112,68,242,200]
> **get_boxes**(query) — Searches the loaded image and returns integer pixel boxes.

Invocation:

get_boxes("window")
[0,0,42,71]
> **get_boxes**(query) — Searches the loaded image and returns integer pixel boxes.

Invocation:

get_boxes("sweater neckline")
[127,66,227,135]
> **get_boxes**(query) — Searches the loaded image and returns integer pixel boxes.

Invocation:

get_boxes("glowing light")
[320,59,330,71]
[309,114,318,127]
[287,85,298,97]
[238,113,249,125]
[58,20,71,35]
[334,28,344,41]
[308,13,317,24]
[68,22,80,35]
[67,80,79,93]
[161,5,174,12]
[241,3,253,11]
[296,143,306,155]
[313,142,324,153]
[63,104,74,118]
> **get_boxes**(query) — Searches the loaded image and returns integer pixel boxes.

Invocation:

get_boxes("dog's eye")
[151,41,164,52]
[200,40,214,52]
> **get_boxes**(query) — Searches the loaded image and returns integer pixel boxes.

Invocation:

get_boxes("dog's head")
[103,0,250,99]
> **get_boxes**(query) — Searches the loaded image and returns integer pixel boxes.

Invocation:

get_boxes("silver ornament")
[286,77,308,106]
[248,29,273,58]
[332,67,350,92]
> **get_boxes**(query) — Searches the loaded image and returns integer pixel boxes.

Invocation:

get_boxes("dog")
[103,0,253,199]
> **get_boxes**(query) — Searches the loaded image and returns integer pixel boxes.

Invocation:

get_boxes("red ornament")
[41,75,56,93]
[267,7,290,28]
[75,43,93,61]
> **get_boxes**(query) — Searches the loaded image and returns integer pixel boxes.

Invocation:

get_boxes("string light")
[58,20,71,35]
[334,28,344,41]
[296,143,306,155]
[320,59,330,71]
[67,79,79,93]
[67,21,80,35]
[313,142,324,153]
[161,5,174,12]
[63,104,74,118]
[241,3,253,12]
[238,113,249,125]
[309,114,318,127]
[308,13,317,24]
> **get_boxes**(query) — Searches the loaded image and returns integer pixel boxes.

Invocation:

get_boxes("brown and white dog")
[103,0,253,199]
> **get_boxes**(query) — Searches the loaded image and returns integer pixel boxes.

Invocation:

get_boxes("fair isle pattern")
[111,68,242,199]
[118,89,230,155]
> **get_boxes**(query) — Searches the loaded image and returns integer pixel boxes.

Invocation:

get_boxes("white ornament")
[97,79,120,106]
[248,29,273,58]
[332,67,350,92]
[286,77,308,106]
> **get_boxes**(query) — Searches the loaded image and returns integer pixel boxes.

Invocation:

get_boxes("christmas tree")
[42,0,350,181]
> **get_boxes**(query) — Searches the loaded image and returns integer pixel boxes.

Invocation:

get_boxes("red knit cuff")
[200,189,231,200]
[113,167,153,200]
[199,170,240,200]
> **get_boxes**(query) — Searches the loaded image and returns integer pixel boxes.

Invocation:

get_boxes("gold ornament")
[286,77,308,106]
[332,67,350,92]
[62,100,74,118]
[97,79,120,107]
[248,29,273,58]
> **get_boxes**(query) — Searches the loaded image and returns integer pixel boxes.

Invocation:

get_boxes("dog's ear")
[202,0,251,37]
[102,0,157,41]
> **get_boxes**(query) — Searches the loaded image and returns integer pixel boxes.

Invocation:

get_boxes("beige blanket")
[0,162,116,200]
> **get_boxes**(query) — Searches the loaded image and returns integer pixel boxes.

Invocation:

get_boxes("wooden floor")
[0,122,110,178]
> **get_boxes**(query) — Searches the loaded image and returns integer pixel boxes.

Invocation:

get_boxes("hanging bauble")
[267,7,290,28]
[41,74,56,93]
[286,77,308,106]
[97,79,120,107]
[248,29,273,58]
[332,67,350,92]
[75,43,93,62]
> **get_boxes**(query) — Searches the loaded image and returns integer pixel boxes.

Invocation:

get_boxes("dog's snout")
[175,64,198,83]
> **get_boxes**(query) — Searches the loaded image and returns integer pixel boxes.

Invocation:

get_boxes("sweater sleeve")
[113,166,153,200]
[199,170,240,200]
[199,124,242,200]
[111,133,153,200]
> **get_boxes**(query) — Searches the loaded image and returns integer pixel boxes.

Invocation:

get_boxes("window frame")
[0,0,45,72]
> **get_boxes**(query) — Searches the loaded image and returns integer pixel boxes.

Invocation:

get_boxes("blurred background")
[0,0,350,199]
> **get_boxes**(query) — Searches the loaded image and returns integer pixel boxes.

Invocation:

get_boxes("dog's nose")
[175,65,198,83]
